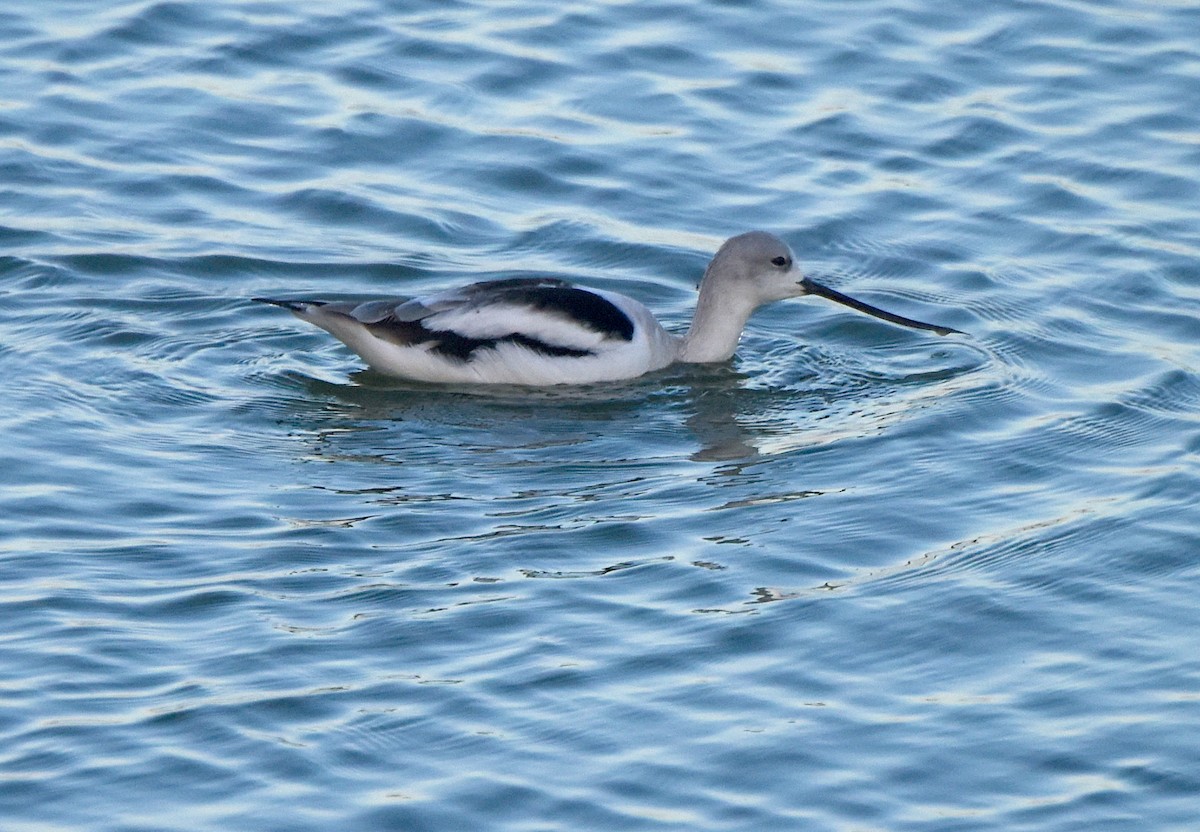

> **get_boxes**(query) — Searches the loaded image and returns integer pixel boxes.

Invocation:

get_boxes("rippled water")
[3,1,1200,829]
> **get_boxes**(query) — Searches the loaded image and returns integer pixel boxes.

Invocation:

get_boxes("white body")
[301,289,681,386]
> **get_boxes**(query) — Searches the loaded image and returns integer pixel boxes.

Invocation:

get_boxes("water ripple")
[3,0,1200,829]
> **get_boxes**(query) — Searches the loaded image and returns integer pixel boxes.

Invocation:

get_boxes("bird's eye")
[771,256,789,268]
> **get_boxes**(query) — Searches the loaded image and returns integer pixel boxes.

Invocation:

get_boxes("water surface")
[2,1,1199,829]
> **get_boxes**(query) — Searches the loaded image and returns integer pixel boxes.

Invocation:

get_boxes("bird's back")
[259,278,679,385]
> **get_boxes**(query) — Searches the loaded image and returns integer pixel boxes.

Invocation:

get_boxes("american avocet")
[255,231,960,386]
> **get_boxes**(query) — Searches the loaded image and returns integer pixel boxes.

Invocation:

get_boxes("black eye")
[771,255,789,268]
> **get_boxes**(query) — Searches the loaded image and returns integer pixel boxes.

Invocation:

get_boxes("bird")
[254,231,960,386]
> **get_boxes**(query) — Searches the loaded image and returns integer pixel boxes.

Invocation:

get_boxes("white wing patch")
[423,303,610,352]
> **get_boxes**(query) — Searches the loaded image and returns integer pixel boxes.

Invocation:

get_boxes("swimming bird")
[254,231,960,386]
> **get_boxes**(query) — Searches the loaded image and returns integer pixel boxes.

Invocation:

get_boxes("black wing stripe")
[502,286,635,342]
[452,281,635,342]
[364,318,594,363]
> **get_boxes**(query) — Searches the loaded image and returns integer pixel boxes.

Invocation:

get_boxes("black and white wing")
[259,277,637,362]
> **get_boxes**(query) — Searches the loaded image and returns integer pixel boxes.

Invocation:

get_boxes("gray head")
[701,230,961,335]
[701,231,807,305]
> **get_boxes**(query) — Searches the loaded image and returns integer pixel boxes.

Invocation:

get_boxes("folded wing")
[324,278,637,362]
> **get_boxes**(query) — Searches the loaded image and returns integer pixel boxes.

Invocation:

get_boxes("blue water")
[3,1,1199,829]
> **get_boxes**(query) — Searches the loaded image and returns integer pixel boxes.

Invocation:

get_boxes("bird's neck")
[678,288,757,364]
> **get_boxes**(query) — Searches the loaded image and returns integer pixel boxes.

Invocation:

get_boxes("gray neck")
[678,287,758,363]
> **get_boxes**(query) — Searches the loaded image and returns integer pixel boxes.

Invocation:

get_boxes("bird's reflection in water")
[287,362,770,464]
[283,341,986,469]
[683,386,761,463]
[262,347,989,614]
